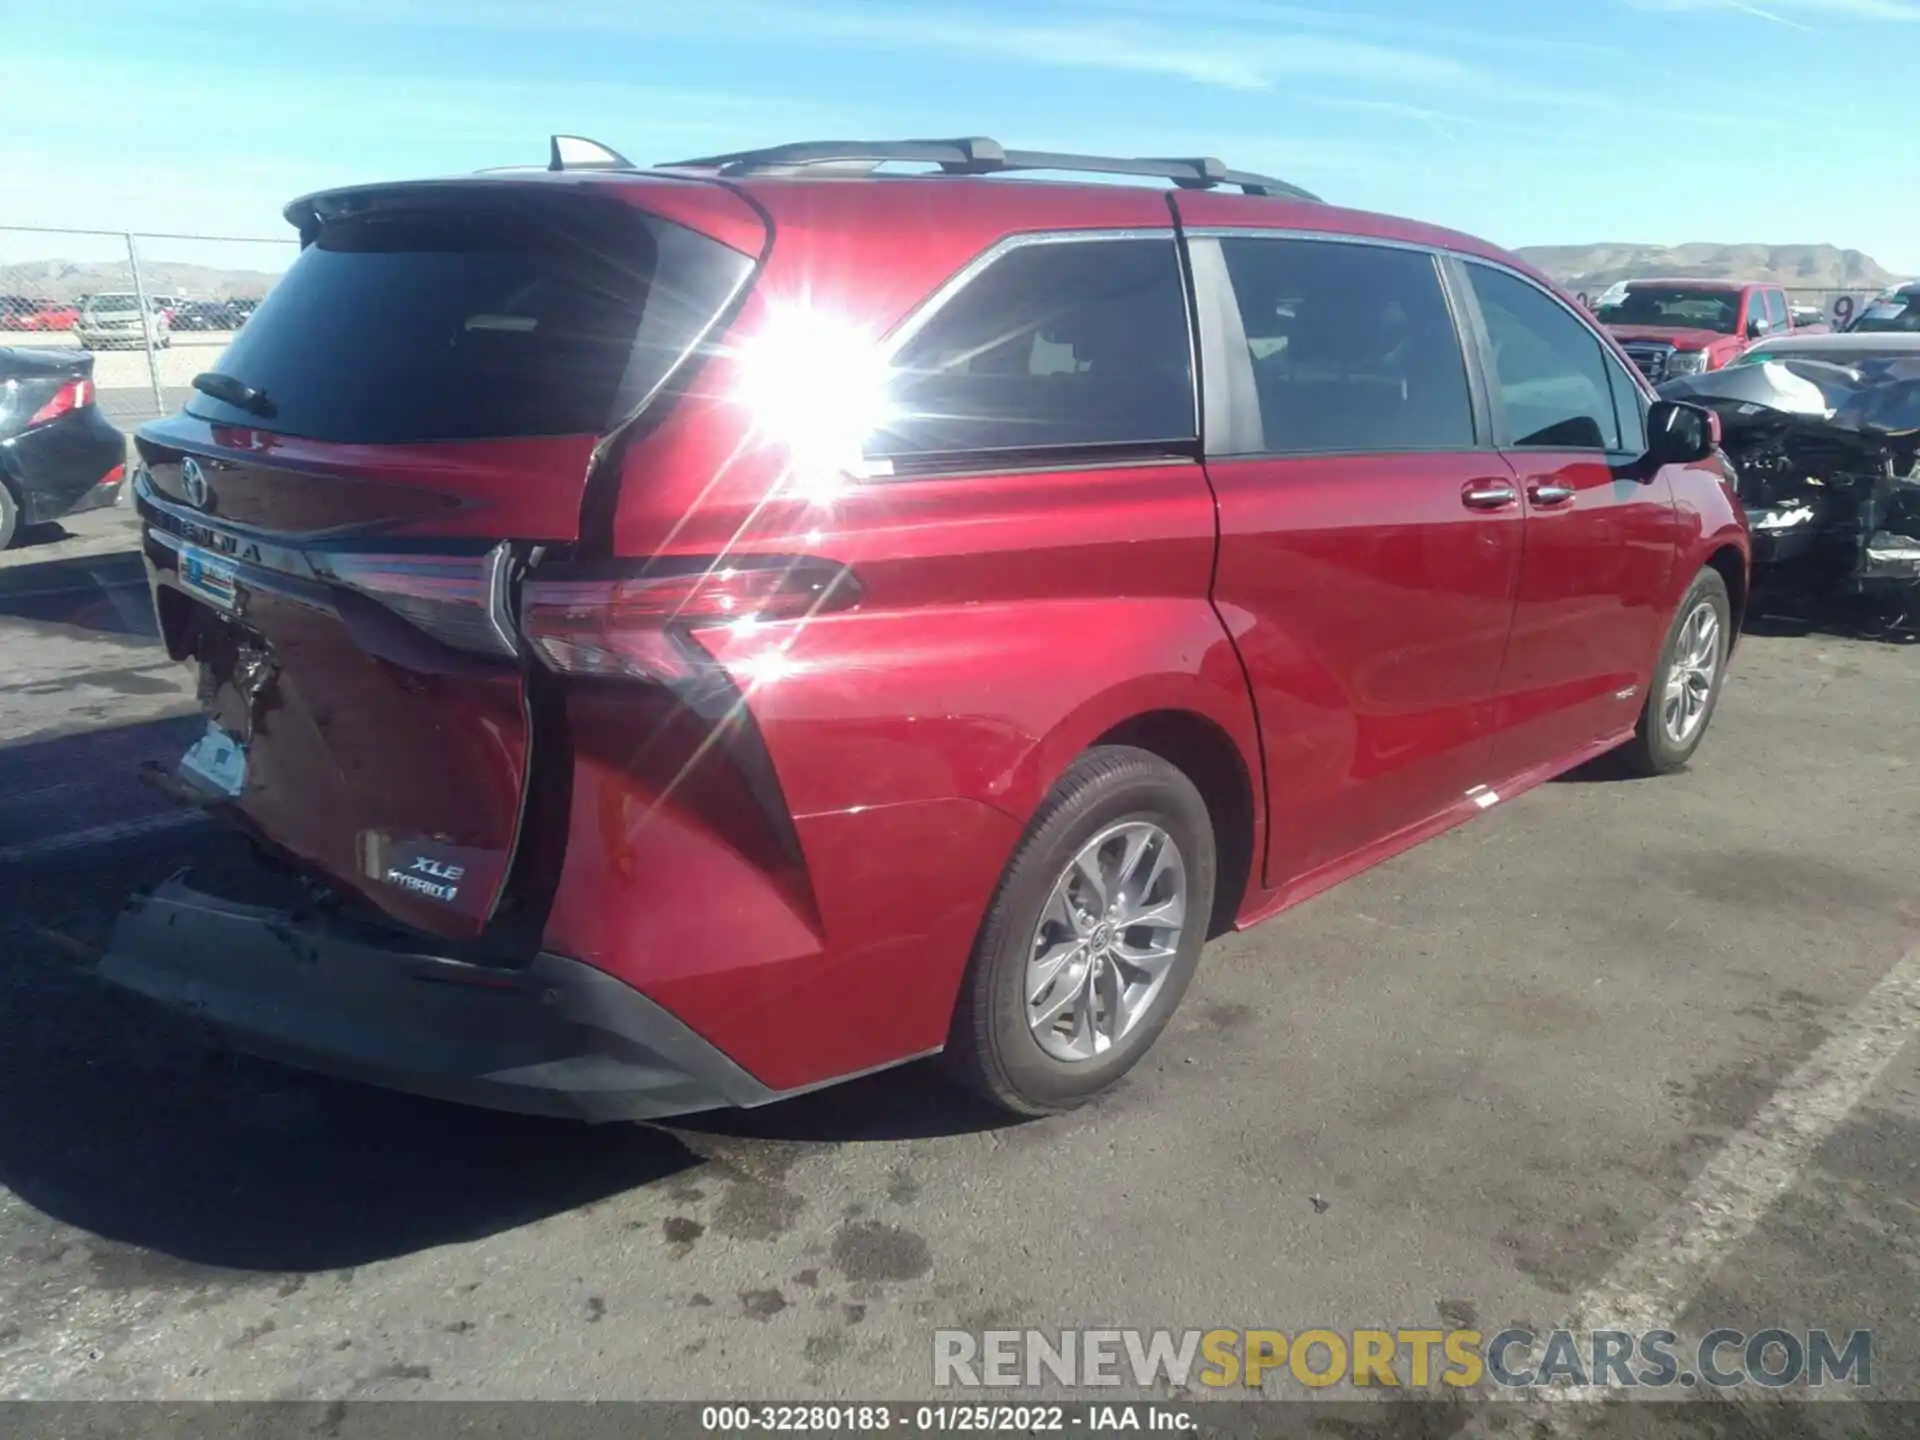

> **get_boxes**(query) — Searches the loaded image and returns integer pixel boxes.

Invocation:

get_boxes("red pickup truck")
[1594,278,1822,384]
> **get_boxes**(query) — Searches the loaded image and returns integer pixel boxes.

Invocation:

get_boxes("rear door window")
[1215,236,1476,454]
[870,236,1195,464]
[1465,264,1622,452]
[185,197,752,445]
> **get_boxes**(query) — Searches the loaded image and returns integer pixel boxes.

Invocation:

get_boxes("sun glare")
[733,303,896,499]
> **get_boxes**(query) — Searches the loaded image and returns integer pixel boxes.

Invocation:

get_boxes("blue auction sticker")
[179,543,239,612]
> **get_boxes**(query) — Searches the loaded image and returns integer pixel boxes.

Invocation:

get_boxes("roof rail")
[658,137,1320,201]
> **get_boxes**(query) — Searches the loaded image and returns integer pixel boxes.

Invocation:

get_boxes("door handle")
[1461,480,1519,510]
[1527,480,1577,506]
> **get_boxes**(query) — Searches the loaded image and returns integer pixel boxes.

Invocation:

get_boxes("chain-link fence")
[1,225,298,429]
[3,221,1898,434]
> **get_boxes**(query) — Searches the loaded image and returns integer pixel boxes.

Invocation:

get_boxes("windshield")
[84,294,139,314]
[1849,296,1920,333]
[1596,287,1742,334]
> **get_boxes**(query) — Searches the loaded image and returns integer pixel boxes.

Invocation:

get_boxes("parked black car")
[172,299,253,332]
[1658,345,1920,608]
[1848,283,1920,333]
[0,347,125,548]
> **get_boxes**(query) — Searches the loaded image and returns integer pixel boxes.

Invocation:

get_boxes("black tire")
[945,745,1217,1116]
[0,481,19,551]
[1618,567,1732,776]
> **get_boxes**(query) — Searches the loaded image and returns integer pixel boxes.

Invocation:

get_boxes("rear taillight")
[29,378,92,426]
[520,556,860,682]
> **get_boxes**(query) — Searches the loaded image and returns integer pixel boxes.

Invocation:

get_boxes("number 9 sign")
[1833,295,1855,327]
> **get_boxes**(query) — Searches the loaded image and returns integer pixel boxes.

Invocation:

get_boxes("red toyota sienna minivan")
[104,137,1747,1121]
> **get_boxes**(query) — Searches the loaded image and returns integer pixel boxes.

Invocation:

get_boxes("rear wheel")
[0,482,18,550]
[945,745,1216,1116]
[1619,567,1731,776]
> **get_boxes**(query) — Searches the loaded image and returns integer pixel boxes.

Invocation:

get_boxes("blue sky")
[3,0,1917,275]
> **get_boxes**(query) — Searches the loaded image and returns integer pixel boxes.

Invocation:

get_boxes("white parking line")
[0,809,206,864]
[1572,941,1920,1340]
[1465,941,1920,1427]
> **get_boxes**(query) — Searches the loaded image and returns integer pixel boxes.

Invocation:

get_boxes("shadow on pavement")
[674,1060,1019,1146]
[5,521,77,551]
[0,710,703,1273]
[1745,586,1918,645]
[0,877,704,1272]
[0,713,1014,1273]
[0,550,154,639]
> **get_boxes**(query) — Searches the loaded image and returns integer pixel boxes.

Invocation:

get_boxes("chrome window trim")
[877,227,1179,360]
[1186,226,1447,257]
[854,227,1200,478]
[1188,226,1618,349]
[868,453,1196,484]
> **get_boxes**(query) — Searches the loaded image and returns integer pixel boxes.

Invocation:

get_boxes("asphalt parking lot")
[0,518,1916,1429]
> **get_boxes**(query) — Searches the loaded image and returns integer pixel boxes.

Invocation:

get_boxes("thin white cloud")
[1621,0,1920,19]
[1074,0,1630,58]
[136,0,1487,92]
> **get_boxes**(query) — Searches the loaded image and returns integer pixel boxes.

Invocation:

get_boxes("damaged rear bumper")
[98,868,780,1123]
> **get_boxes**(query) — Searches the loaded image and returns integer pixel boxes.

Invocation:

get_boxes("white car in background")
[74,293,171,350]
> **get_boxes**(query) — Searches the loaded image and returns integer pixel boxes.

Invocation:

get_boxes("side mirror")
[1646,400,1717,465]
[1746,315,1771,340]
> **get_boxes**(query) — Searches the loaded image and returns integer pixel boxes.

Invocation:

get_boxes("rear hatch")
[134,179,762,944]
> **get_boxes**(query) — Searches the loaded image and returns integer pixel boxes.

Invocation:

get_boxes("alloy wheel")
[1024,820,1189,1063]
[1662,599,1722,745]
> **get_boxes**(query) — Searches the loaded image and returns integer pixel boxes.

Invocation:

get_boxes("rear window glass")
[185,198,750,444]
[86,295,139,313]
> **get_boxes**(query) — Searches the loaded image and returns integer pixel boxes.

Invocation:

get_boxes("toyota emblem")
[181,457,210,510]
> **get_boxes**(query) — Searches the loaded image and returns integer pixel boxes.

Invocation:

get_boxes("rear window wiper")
[192,371,276,418]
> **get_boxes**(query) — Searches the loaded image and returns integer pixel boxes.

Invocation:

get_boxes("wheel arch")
[1705,543,1747,648]
[1092,709,1258,939]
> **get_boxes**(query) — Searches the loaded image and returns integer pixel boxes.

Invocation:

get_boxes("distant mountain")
[2,242,1904,306]
[1514,243,1901,293]
[0,259,286,303]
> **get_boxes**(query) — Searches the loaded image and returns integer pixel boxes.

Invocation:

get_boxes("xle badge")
[386,855,466,904]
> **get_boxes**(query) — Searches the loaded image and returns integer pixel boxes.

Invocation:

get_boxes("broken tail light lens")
[520,556,860,682]
[29,378,93,426]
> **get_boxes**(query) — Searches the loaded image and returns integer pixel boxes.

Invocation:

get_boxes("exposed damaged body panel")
[1660,356,1920,607]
